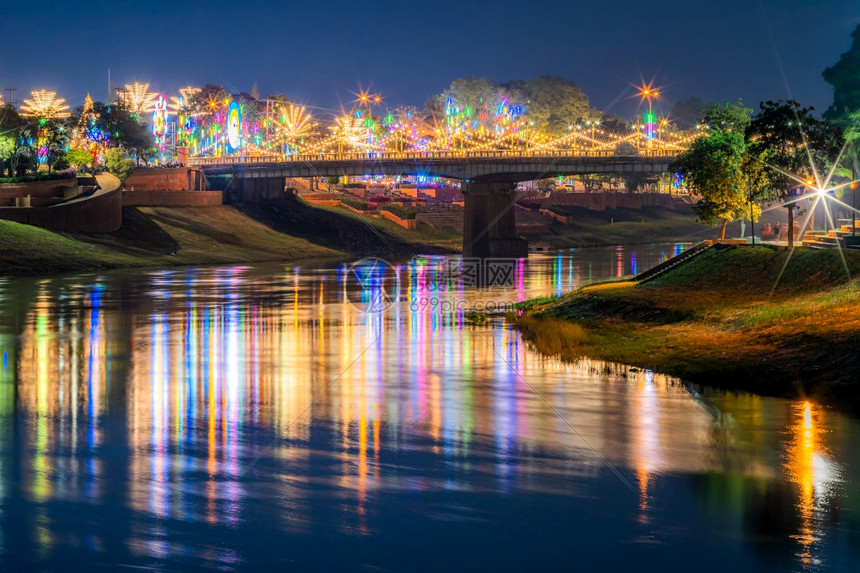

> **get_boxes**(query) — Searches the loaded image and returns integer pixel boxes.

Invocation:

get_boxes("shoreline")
[1,199,715,278]
[510,244,860,416]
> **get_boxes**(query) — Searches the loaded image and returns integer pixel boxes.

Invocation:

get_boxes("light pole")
[640,87,660,147]
[586,120,599,150]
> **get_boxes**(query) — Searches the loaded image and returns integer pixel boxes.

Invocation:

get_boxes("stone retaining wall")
[125,167,207,191]
[541,192,692,212]
[122,190,223,207]
[0,179,78,206]
[0,185,122,232]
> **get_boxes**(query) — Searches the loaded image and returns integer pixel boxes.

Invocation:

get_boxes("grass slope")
[513,245,860,412]
[236,194,460,257]
[537,206,716,247]
[0,206,343,276]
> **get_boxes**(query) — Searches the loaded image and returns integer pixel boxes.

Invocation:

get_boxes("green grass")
[0,206,345,276]
[313,203,462,250]
[0,219,144,273]
[536,206,715,247]
[512,245,860,413]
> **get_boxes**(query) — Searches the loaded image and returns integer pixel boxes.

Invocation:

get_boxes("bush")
[67,148,92,170]
[53,156,70,171]
[104,148,135,184]
[380,204,416,219]
[342,198,369,211]
[0,172,75,184]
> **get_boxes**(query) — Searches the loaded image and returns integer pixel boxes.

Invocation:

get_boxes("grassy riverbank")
[0,206,344,276]
[535,205,716,247]
[511,245,860,412]
[235,194,461,256]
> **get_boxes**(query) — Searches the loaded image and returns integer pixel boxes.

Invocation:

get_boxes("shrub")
[380,204,416,219]
[104,148,135,184]
[0,172,75,184]
[342,198,369,211]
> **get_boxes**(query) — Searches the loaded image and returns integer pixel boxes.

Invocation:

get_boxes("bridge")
[190,149,681,258]
[190,149,677,181]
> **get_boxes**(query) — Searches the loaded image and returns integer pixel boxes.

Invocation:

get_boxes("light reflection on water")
[0,244,858,571]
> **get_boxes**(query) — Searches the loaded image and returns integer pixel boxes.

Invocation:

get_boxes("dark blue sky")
[1,0,857,119]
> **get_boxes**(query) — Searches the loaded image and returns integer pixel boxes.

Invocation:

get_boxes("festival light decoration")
[226,101,242,152]
[175,85,698,161]
[20,90,71,119]
[330,114,367,154]
[270,104,316,154]
[152,94,170,153]
[117,82,158,116]
[169,86,201,113]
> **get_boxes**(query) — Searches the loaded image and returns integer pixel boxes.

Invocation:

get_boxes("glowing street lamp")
[639,86,660,143]
[851,181,858,238]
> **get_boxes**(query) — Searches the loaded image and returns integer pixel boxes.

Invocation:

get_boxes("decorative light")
[20,90,71,119]
[117,82,158,115]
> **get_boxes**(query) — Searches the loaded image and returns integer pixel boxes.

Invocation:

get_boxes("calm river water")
[0,244,858,572]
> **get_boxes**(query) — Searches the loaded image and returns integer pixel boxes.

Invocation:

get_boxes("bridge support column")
[462,181,528,259]
[233,176,286,203]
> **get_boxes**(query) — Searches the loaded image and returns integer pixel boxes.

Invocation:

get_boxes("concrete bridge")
[192,150,679,258]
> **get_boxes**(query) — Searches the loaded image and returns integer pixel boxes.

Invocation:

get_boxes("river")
[0,244,857,571]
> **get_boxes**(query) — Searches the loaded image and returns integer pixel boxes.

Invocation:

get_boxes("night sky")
[2,0,858,119]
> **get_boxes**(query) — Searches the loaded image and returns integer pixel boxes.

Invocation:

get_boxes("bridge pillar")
[462,181,528,259]
[233,176,286,203]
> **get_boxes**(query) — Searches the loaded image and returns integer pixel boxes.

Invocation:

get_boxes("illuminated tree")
[673,101,758,239]
[0,137,14,171]
[104,147,135,184]
[381,106,429,152]
[502,76,592,135]
[0,104,25,176]
[79,100,153,163]
[747,100,843,246]
[674,130,750,239]
[66,148,92,170]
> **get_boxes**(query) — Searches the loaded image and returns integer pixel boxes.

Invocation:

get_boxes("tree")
[702,100,752,133]
[672,101,759,239]
[53,154,70,171]
[30,117,72,172]
[0,104,26,176]
[83,100,153,164]
[501,76,592,135]
[673,130,749,238]
[0,137,14,173]
[669,96,708,130]
[66,148,92,170]
[747,100,844,246]
[438,77,498,132]
[823,24,860,120]
[104,147,135,184]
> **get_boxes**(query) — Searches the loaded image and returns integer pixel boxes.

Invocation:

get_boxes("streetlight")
[585,120,600,150]
[639,86,660,145]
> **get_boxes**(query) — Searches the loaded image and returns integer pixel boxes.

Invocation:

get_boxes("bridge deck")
[192,151,679,182]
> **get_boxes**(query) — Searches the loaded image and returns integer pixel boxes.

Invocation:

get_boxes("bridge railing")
[188,149,680,166]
